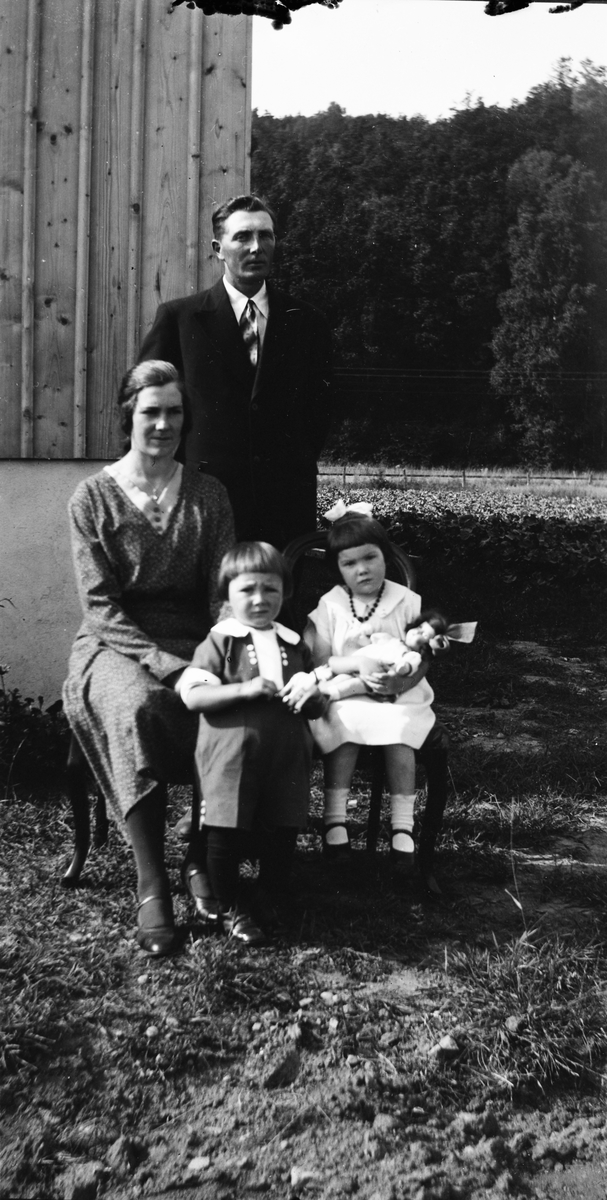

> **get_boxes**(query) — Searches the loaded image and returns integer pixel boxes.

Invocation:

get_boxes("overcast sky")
[252,0,607,121]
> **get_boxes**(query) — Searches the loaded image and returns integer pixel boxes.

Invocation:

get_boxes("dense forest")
[251,62,607,467]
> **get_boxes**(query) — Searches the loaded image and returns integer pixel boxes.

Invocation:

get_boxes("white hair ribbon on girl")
[323,500,374,522]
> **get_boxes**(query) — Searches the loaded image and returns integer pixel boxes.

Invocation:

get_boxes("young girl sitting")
[178,542,326,945]
[293,512,437,870]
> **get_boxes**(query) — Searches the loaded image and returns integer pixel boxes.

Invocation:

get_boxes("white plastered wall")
[1,462,109,704]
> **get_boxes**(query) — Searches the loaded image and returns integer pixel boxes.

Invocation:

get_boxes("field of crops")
[316,484,607,584]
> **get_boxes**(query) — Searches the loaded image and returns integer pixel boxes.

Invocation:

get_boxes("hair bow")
[323,500,374,522]
[445,622,477,644]
[425,622,477,656]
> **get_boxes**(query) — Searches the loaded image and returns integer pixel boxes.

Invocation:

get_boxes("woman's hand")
[245,677,278,701]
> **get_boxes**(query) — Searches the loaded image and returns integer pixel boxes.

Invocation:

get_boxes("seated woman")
[62,360,234,956]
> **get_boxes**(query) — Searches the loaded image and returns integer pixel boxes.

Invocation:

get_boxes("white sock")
[390,793,415,853]
[324,787,350,846]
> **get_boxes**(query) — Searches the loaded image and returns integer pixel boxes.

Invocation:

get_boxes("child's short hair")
[326,514,394,574]
[218,541,293,601]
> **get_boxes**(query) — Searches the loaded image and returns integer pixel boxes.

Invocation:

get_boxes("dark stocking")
[126,786,174,952]
[184,823,208,872]
[125,785,169,901]
[206,827,243,910]
[182,823,214,908]
[258,826,298,896]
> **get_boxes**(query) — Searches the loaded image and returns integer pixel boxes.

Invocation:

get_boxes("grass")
[447,931,607,1093]
[1,520,607,1197]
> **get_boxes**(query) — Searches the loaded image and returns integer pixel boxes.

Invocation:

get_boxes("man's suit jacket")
[138,278,333,546]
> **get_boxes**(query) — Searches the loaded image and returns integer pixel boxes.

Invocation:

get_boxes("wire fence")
[319,464,607,489]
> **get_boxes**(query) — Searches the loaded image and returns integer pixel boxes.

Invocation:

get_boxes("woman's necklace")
[347,581,385,623]
[123,460,179,505]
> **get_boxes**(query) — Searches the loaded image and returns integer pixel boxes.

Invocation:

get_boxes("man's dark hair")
[212,194,277,239]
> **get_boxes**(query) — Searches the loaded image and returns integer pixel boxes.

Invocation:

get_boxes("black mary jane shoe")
[389,829,416,877]
[182,863,221,927]
[220,908,266,946]
[322,822,351,861]
[136,894,176,957]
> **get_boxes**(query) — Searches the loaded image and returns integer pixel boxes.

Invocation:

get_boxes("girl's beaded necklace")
[347,580,385,623]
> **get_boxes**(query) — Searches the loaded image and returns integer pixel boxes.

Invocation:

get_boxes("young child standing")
[298,512,437,871]
[178,542,326,945]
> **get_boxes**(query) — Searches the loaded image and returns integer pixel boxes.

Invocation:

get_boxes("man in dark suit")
[138,195,333,548]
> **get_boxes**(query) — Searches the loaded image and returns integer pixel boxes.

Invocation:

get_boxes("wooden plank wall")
[0,0,252,460]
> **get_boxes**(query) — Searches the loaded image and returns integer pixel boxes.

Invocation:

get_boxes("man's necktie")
[240,300,259,368]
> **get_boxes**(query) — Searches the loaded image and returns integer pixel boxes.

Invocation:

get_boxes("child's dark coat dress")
[191,618,325,830]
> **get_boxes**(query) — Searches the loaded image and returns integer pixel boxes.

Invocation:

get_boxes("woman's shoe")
[136,894,176,957]
[390,829,415,876]
[220,908,266,945]
[182,864,221,926]
[322,822,351,860]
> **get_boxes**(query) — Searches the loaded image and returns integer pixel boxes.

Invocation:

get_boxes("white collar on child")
[330,578,415,618]
[212,617,301,644]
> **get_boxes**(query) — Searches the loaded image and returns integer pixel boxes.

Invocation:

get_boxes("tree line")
[251,61,607,468]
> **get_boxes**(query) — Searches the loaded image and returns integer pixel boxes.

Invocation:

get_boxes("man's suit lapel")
[195,278,255,391]
[194,279,300,399]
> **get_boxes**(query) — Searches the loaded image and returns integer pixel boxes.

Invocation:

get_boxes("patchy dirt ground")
[1,634,607,1200]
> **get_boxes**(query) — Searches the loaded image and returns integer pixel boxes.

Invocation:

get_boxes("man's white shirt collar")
[223,277,269,322]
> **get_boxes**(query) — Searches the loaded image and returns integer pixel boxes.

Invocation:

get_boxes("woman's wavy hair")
[217,541,293,602]
[117,360,192,445]
[326,514,395,576]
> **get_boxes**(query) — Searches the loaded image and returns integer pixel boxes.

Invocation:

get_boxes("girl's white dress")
[304,580,436,752]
